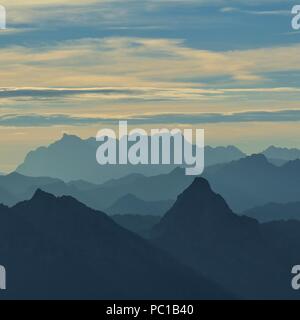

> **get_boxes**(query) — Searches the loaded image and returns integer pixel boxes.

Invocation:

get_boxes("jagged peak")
[61,133,83,142]
[264,145,300,152]
[31,188,57,201]
[175,177,219,203]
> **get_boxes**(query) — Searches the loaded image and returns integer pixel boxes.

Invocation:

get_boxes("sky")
[0,0,300,172]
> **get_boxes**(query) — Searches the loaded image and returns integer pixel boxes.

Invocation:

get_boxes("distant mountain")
[0,190,229,299]
[5,153,300,216]
[107,194,174,216]
[111,214,161,238]
[203,154,300,212]
[0,172,63,206]
[0,172,61,196]
[0,170,187,211]
[205,145,245,166]
[153,178,300,299]
[97,167,194,207]
[244,202,300,223]
[263,146,300,161]
[16,134,246,183]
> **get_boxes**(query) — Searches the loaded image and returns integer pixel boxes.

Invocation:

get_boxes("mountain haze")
[0,190,230,300]
[153,177,300,299]
[16,134,246,183]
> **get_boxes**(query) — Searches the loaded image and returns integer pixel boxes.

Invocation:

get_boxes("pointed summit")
[3,185,230,300]
[31,188,56,201]
[152,178,300,300]
[154,177,252,240]
[167,177,233,216]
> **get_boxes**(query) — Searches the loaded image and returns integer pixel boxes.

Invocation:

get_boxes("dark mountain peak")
[155,178,239,235]
[32,188,57,202]
[30,189,86,210]
[174,177,231,214]
[189,177,211,191]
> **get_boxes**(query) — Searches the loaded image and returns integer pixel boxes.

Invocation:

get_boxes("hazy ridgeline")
[0,136,300,299]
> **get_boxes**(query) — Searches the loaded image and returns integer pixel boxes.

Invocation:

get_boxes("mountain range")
[16,134,246,183]
[1,168,300,299]
[152,177,300,299]
[203,154,300,212]
[262,146,300,161]
[0,189,229,300]
[244,202,300,223]
[2,153,300,215]
[0,170,190,212]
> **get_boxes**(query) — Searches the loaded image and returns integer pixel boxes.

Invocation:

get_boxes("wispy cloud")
[0,86,299,102]
[220,7,291,16]
[1,37,300,89]
[1,109,300,127]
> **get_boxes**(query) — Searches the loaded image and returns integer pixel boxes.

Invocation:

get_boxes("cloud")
[220,7,290,16]
[1,37,300,90]
[0,86,299,103]
[1,109,300,127]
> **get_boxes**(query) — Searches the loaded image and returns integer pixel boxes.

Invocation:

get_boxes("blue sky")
[0,0,299,171]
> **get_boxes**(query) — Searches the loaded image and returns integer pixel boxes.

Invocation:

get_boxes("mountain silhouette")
[0,189,230,299]
[152,177,300,299]
[4,153,300,217]
[205,145,245,165]
[244,202,300,223]
[0,172,61,196]
[107,194,174,216]
[203,154,300,212]
[0,170,187,211]
[263,146,300,161]
[0,172,64,206]
[16,134,246,183]
[54,167,194,211]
